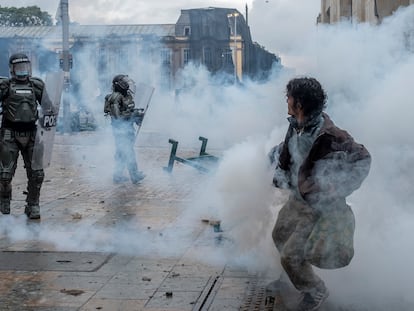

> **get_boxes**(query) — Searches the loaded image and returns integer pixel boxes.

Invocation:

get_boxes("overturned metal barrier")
[164,136,219,173]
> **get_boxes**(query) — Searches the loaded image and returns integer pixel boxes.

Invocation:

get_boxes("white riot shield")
[133,82,154,137]
[31,72,64,170]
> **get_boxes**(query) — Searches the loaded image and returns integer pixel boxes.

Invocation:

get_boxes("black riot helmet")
[112,74,130,94]
[9,53,32,81]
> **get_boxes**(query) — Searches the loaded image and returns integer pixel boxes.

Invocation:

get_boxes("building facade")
[318,0,414,24]
[0,7,279,92]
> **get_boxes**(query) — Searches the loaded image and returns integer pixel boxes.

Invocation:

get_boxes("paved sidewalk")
[0,131,263,311]
[1,131,406,311]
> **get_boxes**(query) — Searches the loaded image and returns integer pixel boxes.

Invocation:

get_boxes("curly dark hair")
[286,77,327,116]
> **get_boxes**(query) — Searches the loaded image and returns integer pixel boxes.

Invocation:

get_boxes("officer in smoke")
[0,53,52,219]
[268,77,371,310]
[104,74,145,184]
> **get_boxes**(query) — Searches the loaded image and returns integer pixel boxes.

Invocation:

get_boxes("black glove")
[131,108,145,126]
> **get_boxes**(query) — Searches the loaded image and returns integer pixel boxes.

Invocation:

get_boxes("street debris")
[60,289,84,296]
[71,212,82,220]
[201,219,223,232]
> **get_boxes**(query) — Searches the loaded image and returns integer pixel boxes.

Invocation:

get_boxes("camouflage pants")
[272,196,323,292]
[272,196,355,292]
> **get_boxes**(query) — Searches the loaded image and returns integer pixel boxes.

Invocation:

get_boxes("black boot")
[25,204,40,219]
[0,199,10,215]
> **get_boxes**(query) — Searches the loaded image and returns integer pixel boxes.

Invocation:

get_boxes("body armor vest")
[106,92,134,118]
[3,81,38,123]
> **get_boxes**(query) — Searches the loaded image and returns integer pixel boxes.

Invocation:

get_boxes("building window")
[98,47,107,71]
[118,48,127,68]
[183,48,191,65]
[111,47,122,72]
[184,26,191,36]
[223,48,233,65]
[160,49,172,90]
[204,25,210,37]
[203,47,212,68]
[160,49,171,65]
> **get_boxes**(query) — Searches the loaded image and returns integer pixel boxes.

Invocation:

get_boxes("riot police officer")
[0,53,50,219]
[104,74,145,184]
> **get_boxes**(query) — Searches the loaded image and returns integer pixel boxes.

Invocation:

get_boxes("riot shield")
[31,72,64,170]
[132,82,154,137]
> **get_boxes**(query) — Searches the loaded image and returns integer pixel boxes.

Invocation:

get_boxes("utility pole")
[234,14,237,82]
[60,0,71,133]
[245,3,248,26]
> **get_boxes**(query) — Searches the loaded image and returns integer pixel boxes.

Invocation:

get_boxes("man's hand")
[273,166,290,189]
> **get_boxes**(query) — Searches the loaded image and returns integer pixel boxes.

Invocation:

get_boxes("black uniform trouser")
[0,128,44,205]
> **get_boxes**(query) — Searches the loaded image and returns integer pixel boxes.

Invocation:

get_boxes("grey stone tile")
[23,289,95,308]
[159,276,210,292]
[94,282,155,300]
[145,290,201,310]
[45,274,109,291]
[80,298,146,311]
[208,299,243,311]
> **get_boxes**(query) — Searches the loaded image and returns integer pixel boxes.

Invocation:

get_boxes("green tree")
[0,5,52,27]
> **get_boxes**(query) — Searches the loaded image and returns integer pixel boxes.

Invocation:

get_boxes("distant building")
[317,0,414,24]
[0,7,279,92]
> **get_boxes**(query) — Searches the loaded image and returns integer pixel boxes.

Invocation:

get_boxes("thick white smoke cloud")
[194,2,414,310]
[1,1,413,309]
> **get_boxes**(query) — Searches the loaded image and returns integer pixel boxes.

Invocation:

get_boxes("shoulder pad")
[0,77,9,84]
[109,92,121,101]
[0,77,10,90]
[29,77,45,90]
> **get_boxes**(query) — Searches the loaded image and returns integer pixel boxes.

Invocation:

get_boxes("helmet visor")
[126,77,136,94]
[13,62,31,77]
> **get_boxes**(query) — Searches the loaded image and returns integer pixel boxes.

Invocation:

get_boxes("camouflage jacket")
[274,112,371,207]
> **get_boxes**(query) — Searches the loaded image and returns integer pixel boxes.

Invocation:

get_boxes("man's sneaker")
[297,286,329,311]
[25,205,40,220]
[0,200,10,215]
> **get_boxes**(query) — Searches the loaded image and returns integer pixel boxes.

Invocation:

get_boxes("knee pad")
[0,178,12,198]
[27,169,45,184]
[0,135,19,171]
[0,172,12,182]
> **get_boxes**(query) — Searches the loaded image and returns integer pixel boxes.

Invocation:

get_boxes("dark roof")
[0,24,176,39]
